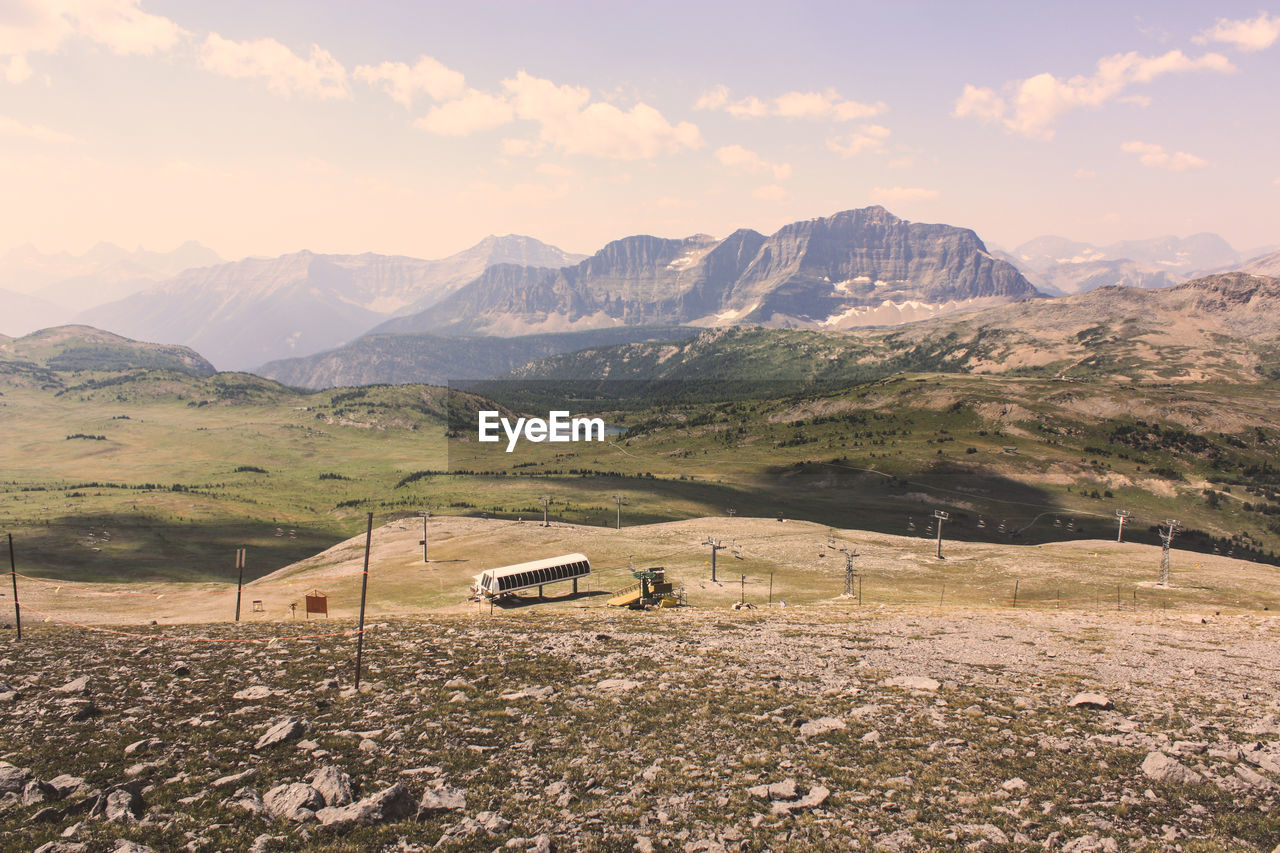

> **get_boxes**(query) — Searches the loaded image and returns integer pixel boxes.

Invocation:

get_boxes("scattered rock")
[873,828,916,852]
[0,760,32,794]
[123,737,162,756]
[1061,835,1119,853]
[315,782,415,826]
[112,841,156,853]
[747,778,798,800]
[104,788,142,822]
[171,661,190,676]
[418,779,467,815]
[235,685,276,701]
[309,765,353,807]
[798,716,846,738]
[596,678,642,691]
[1068,692,1113,710]
[1141,751,1203,786]
[33,843,87,853]
[255,717,307,750]
[959,824,1009,844]
[264,782,324,822]
[1001,777,1028,792]
[54,676,90,694]
[227,786,268,816]
[211,768,257,789]
[882,676,940,691]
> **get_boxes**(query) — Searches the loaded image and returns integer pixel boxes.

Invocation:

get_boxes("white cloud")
[1074,168,1097,180]
[1195,12,1280,52]
[826,124,891,157]
[0,0,183,83]
[1121,140,1208,171]
[501,137,545,157]
[414,89,514,135]
[888,155,914,169]
[503,71,702,159]
[696,85,884,121]
[535,162,574,178]
[354,55,466,107]
[752,184,788,201]
[0,114,79,143]
[714,144,791,179]
[870,186,939,204]
[200,33,349,99]
[954,50,1234,139]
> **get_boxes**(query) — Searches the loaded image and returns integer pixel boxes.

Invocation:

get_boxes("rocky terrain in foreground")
[2,608,1279,852]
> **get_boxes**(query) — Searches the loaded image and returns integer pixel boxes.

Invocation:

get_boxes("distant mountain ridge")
[374,206,1042,337]
[81,235,588,371]
[1000,232,1248,296]
[0,241,223,336]
[506,273,1280,386]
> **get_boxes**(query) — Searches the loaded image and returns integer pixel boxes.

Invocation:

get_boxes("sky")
[2,0,1279,261]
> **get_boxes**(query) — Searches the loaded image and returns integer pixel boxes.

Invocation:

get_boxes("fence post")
[8,534,19,641]
[354,513,373,690]
[1012,580,1019,608]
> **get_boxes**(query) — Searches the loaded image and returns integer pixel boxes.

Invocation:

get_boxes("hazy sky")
[3,1,1278,260]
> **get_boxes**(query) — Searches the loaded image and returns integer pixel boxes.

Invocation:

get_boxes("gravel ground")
[2,607,1279,852]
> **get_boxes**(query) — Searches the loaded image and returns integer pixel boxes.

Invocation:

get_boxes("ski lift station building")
[472,553,591,599]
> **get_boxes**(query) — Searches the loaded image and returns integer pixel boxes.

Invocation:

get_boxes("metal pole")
[8,534,20,640]
[234,548,244,622]
[769,572,773,604]
[422,513,428,563]
[711,545,717,582]
[939,584,945,607]
[1012,579,1019,608]
[354,513,373,691]
[858,574,862,606]
[740,574,745,605]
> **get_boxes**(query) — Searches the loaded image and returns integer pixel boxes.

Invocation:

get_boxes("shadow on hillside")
[491,589,611,609]
[3,513,352,584]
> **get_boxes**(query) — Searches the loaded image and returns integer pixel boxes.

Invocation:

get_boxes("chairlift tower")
[1158,519,1180,587]
[702,537,726,582]
[539,495,551,528]
[1115,509,1131,543]
[418,510,430,562]
[934,510,950,559]
[826,542,859,597]
[612,494,626,529]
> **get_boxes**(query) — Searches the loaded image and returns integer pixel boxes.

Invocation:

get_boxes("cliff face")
[382,206,1042,336]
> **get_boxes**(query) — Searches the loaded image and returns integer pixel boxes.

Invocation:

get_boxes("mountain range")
[80,235,587,371]
[996,232,1275,297]
[374,206,1040,338]
[504,272,1280,388]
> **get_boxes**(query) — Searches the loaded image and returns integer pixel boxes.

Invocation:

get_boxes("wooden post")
[1012,579,1019,608]
[857,574,862,606]
[768,572,773,605]
[8,533,20,640]
[1132,588,1137,610]
[740,574,745,605]
[422,513,428,563]
[1116,584,1121,611]
[234,548,245,622]
[939,584,945,607]
[354,513,373,691]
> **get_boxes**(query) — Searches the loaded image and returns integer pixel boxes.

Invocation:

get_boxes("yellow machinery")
[607,567,680,608]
